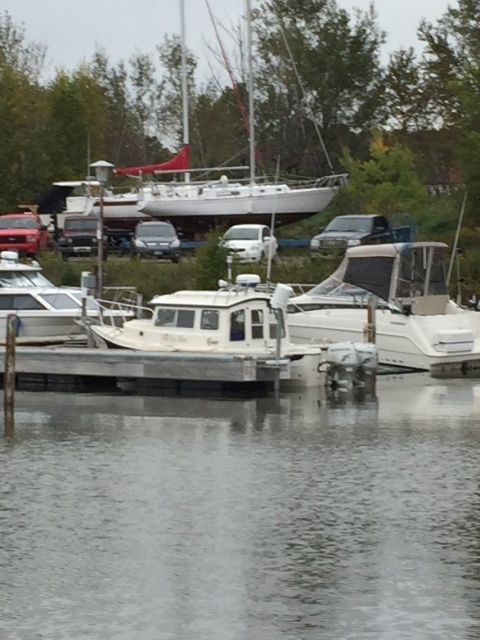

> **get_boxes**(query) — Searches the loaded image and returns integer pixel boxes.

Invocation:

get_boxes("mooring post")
[4,313,16,437]
[365,296,377,344]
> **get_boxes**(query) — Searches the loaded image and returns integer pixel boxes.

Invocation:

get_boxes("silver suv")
[131,221,181,262]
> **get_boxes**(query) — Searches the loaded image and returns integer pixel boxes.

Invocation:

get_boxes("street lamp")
[89,160,114,298]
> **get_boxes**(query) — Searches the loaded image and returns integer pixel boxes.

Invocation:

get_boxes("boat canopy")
[114,144,190,177]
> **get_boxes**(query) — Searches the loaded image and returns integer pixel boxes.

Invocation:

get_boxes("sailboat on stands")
[114,0,347,239]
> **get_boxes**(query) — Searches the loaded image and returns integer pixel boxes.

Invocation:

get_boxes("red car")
[0,213,50,257]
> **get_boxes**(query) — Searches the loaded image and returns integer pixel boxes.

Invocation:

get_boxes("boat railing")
[95,297,154,328]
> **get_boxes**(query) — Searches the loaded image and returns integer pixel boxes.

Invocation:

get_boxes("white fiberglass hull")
[287,306,480,373]
[0,310,84,342]
[91,323,326,387]
[140,186,337,219]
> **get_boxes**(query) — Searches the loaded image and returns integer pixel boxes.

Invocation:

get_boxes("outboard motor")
[325,341,378,390]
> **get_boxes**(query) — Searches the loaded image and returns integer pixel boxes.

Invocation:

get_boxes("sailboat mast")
[246,0,255,186]
[180,0,190,183]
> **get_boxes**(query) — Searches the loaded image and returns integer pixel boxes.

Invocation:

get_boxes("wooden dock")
[0,346,291,395]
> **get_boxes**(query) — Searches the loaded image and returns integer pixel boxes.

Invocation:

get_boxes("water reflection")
[1,375,480,638]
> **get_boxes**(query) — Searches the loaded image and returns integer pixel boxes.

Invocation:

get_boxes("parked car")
[222,224,278,263]
[0,213,50,258]
[57,216,106,260]
[131,221,182,262]
[309,214,413,257]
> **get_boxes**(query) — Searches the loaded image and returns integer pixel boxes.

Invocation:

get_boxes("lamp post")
[90,160,114,298]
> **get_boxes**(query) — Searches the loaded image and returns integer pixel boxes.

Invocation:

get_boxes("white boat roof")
[0,252,42,271]
[346,241,448,258]
[150,288,270,308]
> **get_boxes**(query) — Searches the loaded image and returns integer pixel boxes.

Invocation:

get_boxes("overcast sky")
[5,0,452,82]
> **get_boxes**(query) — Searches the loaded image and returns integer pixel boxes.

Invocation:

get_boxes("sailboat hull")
[139,184,338,232]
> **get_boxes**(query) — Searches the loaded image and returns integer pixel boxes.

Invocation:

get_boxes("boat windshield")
[38,293,82,309]
[224,228,260,241]
[0,270,55,288]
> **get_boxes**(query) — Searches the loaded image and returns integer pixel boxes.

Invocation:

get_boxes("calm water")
[2,374,480,639]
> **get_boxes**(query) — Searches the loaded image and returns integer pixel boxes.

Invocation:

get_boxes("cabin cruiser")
[91,274,377,388]
[0,251,112,344]
[287,242,480,376]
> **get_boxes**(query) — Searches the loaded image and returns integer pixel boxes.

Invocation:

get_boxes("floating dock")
[0,346,292,395]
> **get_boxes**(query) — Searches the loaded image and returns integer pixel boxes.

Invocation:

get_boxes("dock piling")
[4,313,16,437]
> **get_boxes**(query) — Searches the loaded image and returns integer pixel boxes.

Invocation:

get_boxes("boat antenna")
[180,0,190,183]
[446,190,468,288]
[277,18,335,174]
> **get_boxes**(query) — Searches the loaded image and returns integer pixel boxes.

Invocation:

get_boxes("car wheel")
[171,256,180,264]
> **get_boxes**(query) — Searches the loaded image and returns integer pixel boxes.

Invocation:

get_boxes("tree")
[341,130,429,217]
[252,0,386,176]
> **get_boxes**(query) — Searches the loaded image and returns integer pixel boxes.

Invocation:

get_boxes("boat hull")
[139,186,338,237]
[287,306,480,373]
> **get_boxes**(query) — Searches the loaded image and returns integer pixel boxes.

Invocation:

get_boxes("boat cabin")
[145,287,285,352]
[291,242,451,316]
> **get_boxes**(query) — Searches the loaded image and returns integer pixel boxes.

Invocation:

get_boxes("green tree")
[341,130,429,218]
[253,0,386,176]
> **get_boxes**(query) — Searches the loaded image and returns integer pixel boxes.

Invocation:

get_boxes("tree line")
[0,0,479,220]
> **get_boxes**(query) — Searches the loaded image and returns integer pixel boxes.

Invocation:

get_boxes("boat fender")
[15,315,22,337]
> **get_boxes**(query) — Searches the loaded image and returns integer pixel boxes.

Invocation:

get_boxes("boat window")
[230,309,245,341]
[69,293,99,310]
[38,293,81,309]
[155,308,176,327]
[0,270,54,287]
[344,256,394,301]
[201,309,219,330]
[0,294,46,310]
[177,309,195,328]
[429,248,448,295]
[154,307,195,328]
[251,309,264,339]
[269,309,285,339]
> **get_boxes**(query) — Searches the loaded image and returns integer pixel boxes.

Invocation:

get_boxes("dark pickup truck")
[309,214,413,256]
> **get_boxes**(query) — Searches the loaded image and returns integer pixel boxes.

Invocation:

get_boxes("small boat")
[91,274,374,388]
[287,241,480,375]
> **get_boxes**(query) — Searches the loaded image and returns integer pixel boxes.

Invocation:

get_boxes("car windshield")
[225,228,260,241]
[324,218,371,233]
[137,224,175,238]
[0,217,37,229]
[65,219,98,231]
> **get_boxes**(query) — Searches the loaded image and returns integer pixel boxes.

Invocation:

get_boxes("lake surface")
[2,373,480,639]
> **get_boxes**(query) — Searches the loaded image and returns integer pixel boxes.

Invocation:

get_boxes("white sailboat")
[131,0,347,236]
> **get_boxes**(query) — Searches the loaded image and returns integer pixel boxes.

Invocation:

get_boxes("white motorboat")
[0,251,130,344]
[0,251,101,343]
[287,242,480,375]
[91,274,375,388]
